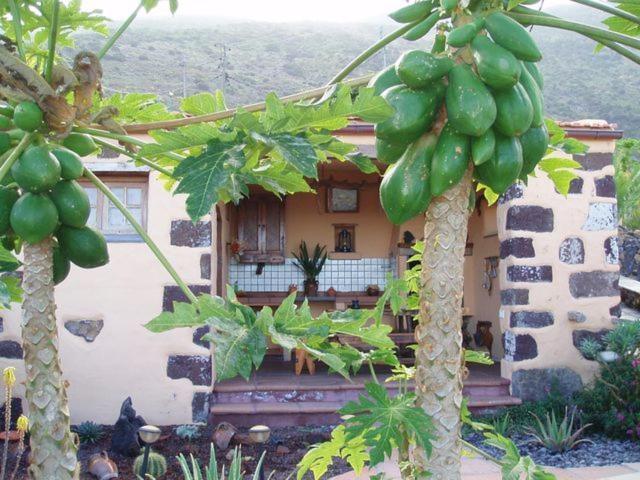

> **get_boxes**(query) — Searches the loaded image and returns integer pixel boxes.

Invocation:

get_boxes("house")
[0,120,623,426]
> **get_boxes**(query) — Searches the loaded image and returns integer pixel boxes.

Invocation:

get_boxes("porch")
[210,362,520,427]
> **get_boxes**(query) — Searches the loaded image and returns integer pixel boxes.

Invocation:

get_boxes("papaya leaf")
[173,139,247,220]
[96,93,177,124]
[0,275,21,309]
[346,152,379,174]
[464,349,493,365]
[297,425,369,480]
[181,91,227,116]
[341,382,434,465]
[476,183,500,206]
[144,301,200,333]
[141,124,237,157]
[0,245,20,272]
[251,132,319,178]
[538,157,581,196]
[484,433,557,480]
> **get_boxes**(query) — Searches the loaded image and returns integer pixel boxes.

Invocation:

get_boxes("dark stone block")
[0,341,22,359]
[64,319,104,342]
[501,289,529,306]
[507,265,552,283]
[573,152,613,171]
[559,237,585,265]
[111,397,146,457]
[510,311,554,328]
[610,303,622,318]
[619,228,640,278]
[167,355,212,386]
[200,254,211,280]
[569,271,619,298]
[568,311,587,323]
[193,325,210,349]
[568,177,584,194]
[163,285,210,312]
[0,398,22,430]
[192,392,210,423]
[503,332,538,361]
[595,175,616,198]
[0,317,3,333]
[506,206,554,232]
[511,368,583,402]
[499,184,524,204]
[500,238,535,259]
[170,220,212,248]
[573,329,611,358]
[604,236,619,265]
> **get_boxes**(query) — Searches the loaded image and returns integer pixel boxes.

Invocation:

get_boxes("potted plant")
[292,241,327,296]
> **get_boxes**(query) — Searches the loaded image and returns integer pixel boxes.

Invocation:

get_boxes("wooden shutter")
[237,196,285,263]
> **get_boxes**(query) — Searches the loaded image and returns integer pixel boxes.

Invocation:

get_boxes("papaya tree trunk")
[21,239,79,479]
[413,169,472,480]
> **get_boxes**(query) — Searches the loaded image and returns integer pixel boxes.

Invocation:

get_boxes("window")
[81,176,148,242]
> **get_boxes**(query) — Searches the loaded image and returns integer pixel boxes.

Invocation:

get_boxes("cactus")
[133,450,167,479]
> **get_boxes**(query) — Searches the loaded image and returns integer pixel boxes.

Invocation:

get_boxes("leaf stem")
[83,168,198,304]
[7,0,26,61]
[0,133,34,184]
[44,0,61,84]
[367,359,380,384]
[97,2,144,60]
[121,74,373,133]
[460,439,501,465]
[91,137,174,177]
[570,0,640,26]
[507,11,640,50]
[327,17,432,85]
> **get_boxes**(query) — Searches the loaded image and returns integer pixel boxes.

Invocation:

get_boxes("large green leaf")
[0,245,20,272]
[341,382,434,465]
[0,275,21,309]
[181,91,228,116]
[96,93,177,124]
[173,139,247,220]
[251,132,320,178]
[538,157,582,196]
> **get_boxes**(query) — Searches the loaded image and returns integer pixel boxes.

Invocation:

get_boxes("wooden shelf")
[328,252,362,260]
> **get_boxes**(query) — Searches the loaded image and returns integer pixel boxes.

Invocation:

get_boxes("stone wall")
[497,149,620,401]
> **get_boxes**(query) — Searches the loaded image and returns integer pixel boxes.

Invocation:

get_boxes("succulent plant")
[72,421,104,444]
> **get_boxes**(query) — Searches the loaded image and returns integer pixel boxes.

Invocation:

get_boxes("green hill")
[74,5,640,136]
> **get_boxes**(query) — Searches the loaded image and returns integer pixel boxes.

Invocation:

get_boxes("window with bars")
[80,176,148,242]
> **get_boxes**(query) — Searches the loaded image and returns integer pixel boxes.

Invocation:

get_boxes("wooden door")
[237,196,284,263]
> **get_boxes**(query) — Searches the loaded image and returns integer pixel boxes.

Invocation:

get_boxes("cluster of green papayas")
[375,5,548,225]
[0,101,108,284]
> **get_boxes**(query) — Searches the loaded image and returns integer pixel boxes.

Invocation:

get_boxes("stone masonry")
[497,150,620,401]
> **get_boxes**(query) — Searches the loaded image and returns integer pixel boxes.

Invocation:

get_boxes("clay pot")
[304,280,319,296]
[88,451,118,480]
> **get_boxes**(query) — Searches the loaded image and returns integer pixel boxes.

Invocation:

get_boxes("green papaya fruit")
[50,180,91,228]
[471,129,496,166]
[369,65,403,96]
[11,145,61,193]
[519,62,544,127]
[445,64,497,137]
[7,129,25,142]
[375,83,445,142]
[380,133,437,225]
[432,31,447,53]
[376,137,408,164]
[447,18,484,47]
[0,115,13,131]
[396,50,454,89]
[474,132,523,194]
[0,187,19,235]
[390,0,433,23]
[0,132,10,156]
[53,242,71,285]
[403,12,440,41]
[10,193,59,244]
[471,35,521,90]
[0,104,14,118]
[484,12,542,62]
[493,83,533,136]
[520,124,549,178]
[52,148,85,180]
[62,133,98,157]
[440,0,458,12]
[524,61,544,89]
[57,225,109,269]
[13,101,43,132]
[430,123,471,197]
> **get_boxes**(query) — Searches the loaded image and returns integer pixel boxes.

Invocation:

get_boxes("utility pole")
[217,43,231,94]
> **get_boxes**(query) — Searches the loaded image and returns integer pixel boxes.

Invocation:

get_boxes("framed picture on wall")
[327,187,359,213]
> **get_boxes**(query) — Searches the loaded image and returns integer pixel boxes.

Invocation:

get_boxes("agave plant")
[177,445,266,480]
[527,407,592,453]
[291,241,327,295]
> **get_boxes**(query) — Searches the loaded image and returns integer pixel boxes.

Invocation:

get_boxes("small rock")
[213,422,238,450]
[225,449,236,461]
[64,319,104,342]
[276,444,290,455]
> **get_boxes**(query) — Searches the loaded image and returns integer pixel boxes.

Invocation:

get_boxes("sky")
[82,0,408,22]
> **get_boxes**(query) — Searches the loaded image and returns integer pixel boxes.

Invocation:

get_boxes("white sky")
[81,0,407,22]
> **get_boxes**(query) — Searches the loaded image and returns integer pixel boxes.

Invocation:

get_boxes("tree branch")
[98,2,144,60]
[570,0,640,26]
[91,137,174,177]
[0,133,34,184]
[45,0,61,84]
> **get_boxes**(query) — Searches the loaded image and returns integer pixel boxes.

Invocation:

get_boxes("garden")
[0,0,640,479]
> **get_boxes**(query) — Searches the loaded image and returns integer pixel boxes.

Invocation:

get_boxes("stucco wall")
[498,138,620,401]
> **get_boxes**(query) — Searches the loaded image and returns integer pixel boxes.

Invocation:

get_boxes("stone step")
[210,395,522,427]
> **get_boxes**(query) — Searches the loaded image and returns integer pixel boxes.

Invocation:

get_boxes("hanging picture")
[327,187,359,212]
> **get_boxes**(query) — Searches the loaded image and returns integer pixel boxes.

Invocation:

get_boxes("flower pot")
[88,451,118,480]
[304,280,319,296]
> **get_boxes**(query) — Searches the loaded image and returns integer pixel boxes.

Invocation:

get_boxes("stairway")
[210,372,521,427]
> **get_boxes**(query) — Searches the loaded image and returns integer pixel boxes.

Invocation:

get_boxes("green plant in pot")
[292,241,327,296]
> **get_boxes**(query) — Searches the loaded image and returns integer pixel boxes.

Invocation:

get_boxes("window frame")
[80,174,149,243]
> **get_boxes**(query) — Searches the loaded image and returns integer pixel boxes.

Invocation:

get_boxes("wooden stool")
[294,349,316,375]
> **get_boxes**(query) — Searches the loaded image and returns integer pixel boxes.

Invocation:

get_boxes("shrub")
[72,421,104,444]
[527,407,592,453]
[575,320,640,439]
[174,424,201,442]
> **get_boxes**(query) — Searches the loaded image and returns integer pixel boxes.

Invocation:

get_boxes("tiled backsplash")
[229,258,392,293]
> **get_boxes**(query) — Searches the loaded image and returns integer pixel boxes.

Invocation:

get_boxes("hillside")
[74,5,640,136]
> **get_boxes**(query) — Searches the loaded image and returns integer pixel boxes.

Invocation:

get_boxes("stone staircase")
[210,371,521,427]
